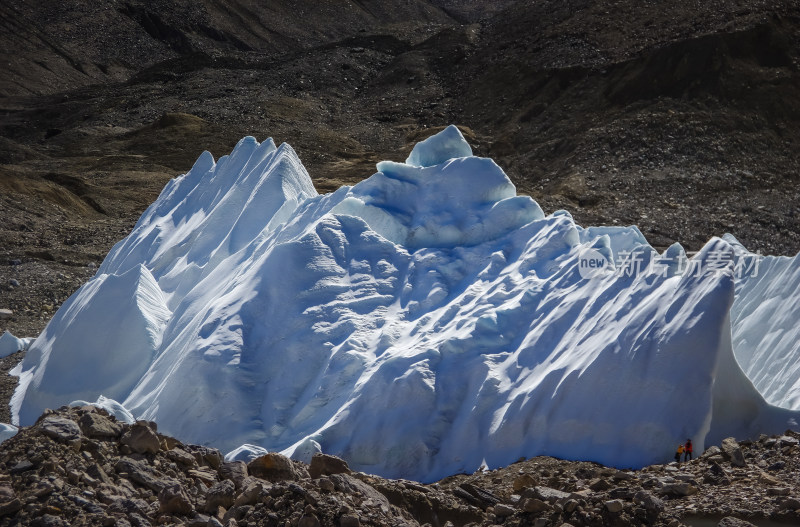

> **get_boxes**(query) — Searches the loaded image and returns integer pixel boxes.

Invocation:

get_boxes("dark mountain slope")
[0,0,799,343]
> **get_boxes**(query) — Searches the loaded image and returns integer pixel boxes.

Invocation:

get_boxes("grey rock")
[159,481,194,515]
[767,461,786,471]
[609,487,635,500]
[86,463,113,486]
[604,499,624,513]
[309,453,351,479]
[522,498,550,513]
[0,308,12,319]
[533,486,572,502]
[0,491,22,517]
[79,412,123,440]
[233,480,266,507]
[205,479,236,512]
[329,474,391,513]
[121,422,161,454]
[612,470,635,481]
[185,445,223,469]
[633,490,664,512]
[493,503,515,516]
[68,493,105,513]
[9,459,35,474]
[658,482,698,497]
[589,478,613,491]
[223,505,251,523]
[778,435,799,447]
[166,447,198,467]
[115,457,173,492]
[38,416,82,442]
[721,437,746,467]
[219,461,248,489]
[704,461,731,485]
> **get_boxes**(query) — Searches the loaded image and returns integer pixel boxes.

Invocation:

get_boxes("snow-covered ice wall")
[11,126,800,482]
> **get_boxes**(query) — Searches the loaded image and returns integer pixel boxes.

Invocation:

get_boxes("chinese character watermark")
[578,247,761,280]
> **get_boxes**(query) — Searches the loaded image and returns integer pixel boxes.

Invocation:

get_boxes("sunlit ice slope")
[11,126,800,482]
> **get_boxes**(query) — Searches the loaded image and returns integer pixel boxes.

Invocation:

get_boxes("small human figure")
[684,439,693,462]
[675,444,684,464]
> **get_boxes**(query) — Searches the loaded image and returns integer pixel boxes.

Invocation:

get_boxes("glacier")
[10,126,800,482]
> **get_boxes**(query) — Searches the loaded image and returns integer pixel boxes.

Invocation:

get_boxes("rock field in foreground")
[1,407,799,527]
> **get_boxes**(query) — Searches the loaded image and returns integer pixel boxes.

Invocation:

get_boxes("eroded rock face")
[1,406,800,527]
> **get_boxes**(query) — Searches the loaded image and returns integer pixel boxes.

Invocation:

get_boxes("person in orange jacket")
[684,439,693,461]
[675,443,684,464]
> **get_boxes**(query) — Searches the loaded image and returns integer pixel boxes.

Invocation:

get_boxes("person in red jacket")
[684,439,693,461]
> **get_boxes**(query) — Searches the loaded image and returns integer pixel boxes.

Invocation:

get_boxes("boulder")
[86,463,112,486]
[108,497,151,516]
[589,478,613,491]
[248,452,305,482]
[493,503,515,517]
[233,481,266,507]
[166,447,198,467]
[158,482,193,515]
[513,474,536,491]
[205,480,236,512]
[219,461,249,489]
[38,416,82,442]
[78,412,123,440]
[720,438,746,467]
[522,498,550,513]
[658,482,698,497]
[184,445,223,469]
[0,484,21,517]
[533,486,572,503]
[604,499,624,513]
[115,457,171,493]
[703,461,730,485]
[121,422,161,454]
[633,490,664,512]
[309,453,351,479]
